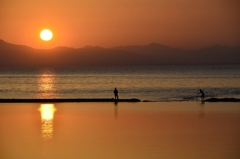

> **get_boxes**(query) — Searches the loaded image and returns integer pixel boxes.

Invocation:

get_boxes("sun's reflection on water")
[37,72,57,98]
[39,104,56,141]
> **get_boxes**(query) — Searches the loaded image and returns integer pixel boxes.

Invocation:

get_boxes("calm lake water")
[0,65,240,101]
[0,102,240,159]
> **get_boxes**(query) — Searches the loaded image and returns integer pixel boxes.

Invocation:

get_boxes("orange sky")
[1,0,239,49]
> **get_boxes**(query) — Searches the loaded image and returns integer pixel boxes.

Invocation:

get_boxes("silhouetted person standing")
[199,89,205,100]
[114,88,118,100]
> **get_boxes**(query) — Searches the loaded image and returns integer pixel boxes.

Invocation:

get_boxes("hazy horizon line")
[1,39,239,51]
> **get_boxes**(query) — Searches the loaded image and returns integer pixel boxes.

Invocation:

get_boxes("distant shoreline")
[0,98,239,103]
[1,39,240,67]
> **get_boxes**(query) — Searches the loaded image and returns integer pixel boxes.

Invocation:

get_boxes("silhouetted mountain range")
[0,39,239,67]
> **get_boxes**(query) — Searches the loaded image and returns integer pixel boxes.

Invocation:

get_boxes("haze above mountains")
[0,39,239,67]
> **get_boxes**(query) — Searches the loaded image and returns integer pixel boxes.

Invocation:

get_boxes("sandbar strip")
[0,98,141,103]
[204,98,240,102]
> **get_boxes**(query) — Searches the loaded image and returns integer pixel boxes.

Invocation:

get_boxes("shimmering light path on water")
[0,102,240,159]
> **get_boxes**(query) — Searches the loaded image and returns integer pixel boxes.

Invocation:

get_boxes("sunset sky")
[1,0,239,49]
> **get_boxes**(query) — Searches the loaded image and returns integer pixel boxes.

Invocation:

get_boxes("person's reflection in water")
[114,101,118,119]
[197,102,205,118]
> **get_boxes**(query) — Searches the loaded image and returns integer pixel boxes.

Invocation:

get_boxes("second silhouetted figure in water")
[114,88,119,100]
[199,89,205,100]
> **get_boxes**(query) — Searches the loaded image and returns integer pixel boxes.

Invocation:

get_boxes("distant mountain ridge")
[0,39,239,67]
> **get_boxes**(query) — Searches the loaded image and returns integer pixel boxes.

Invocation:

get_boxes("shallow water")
[0,102,240,159]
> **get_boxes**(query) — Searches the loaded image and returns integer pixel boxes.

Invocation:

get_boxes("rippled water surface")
[0,65,240,101]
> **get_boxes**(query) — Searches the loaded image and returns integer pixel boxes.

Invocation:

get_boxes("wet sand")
[0,102,240,159]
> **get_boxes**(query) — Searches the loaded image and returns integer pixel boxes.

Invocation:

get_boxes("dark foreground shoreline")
[204,98,240,102]
[0,98,240,103]
[0,98,141,103]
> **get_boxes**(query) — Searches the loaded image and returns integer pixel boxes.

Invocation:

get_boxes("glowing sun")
[40,29,53,41]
